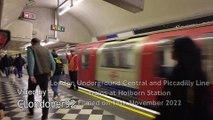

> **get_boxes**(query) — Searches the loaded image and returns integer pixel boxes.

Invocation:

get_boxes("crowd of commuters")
[0,53,25,78]
[0,38,79,120]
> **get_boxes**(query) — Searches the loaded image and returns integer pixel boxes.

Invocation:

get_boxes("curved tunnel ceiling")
[35,0,213,37]
[2,0,213,42]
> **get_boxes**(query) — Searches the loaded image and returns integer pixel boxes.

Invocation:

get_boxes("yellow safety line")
[61,83,156,119]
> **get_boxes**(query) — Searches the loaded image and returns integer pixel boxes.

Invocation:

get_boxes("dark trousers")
[4,67,10,77]
[16,66,23,78]
[51,74,61,97]
[28,74,49,118]
[69,71,78,89]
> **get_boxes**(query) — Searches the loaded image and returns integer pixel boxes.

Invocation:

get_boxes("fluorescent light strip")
[73,0,84,5]
[78,86,160,115]
[59,0,70,9]
[59,6,71,15]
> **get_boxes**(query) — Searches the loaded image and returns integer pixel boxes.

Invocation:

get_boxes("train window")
[81,48,90,69]
[75,48,80,55]
[155,39,176,78]
[101,47,117,68]
[101,43,135,69]
[117,43,134,68]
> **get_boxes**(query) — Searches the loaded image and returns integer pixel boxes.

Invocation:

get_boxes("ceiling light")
[73,0,84,5]
[58,0,73,16]
[59,6,71,15]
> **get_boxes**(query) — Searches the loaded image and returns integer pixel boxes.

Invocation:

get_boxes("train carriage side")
[75,42,104,87]
[139,24,213,102]
[95,37,148,100]
[59,24,213,111]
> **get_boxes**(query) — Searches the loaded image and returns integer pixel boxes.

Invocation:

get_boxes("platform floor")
[0,75,154,120]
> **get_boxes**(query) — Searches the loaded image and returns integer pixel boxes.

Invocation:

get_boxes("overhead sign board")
[51,25,65,32]
[23,12,36,20]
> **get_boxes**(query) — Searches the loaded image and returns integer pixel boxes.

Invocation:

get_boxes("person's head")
[18,53,21,57]
[70,49,75,55]
[52,49,56,53]
[172,36,202,71]
[172,36,199,61]
[4,54,7,57]
[31,38,40,45]
[52,50,58,58]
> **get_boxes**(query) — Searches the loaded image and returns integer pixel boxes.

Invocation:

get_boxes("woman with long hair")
[157,36,208,120]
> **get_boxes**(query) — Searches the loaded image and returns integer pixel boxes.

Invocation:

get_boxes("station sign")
[23,12,36,20]
[51,25,65,32]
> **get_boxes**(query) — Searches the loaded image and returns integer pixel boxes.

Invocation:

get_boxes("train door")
[80,47,92,86]
[154,39,176,79]
[195,33,213,113]
[195,33,213,84]
[139,36,178,101]
[75,48,82,80]
[77,42,104,88]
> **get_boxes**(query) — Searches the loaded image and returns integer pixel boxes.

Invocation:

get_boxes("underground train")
[57,24,213,109]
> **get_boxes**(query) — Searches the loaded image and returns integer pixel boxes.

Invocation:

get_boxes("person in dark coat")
[8,56,14,74]
[0,57,3,74]
[13,53,26,78]
[156,36,208,120]
[51,50,63,100]
[1,54,10,77]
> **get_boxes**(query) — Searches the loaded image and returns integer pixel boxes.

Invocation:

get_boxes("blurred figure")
[0,102,11,120]
[8,56,14,74]
[51,49,63,100]
[1,54,10,77]
[13,53,26,78]
[13,54,18,76]
[156,37,208,120]
[66,49,79,90]
[27,38,55,120]
[0,56,3,76]
[8,56,15,83]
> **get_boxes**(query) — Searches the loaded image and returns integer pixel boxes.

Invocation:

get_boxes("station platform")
[0,75,157,120]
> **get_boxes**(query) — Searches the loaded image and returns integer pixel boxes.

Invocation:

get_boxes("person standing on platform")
[27,38,55,120]
[8,55,14,74]
[13,53,26,78]
[1,54,10,77]
[51,49,63,100]
[66,49,79,90]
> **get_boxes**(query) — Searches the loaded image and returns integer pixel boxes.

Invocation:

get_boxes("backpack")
[54,57,63,74]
